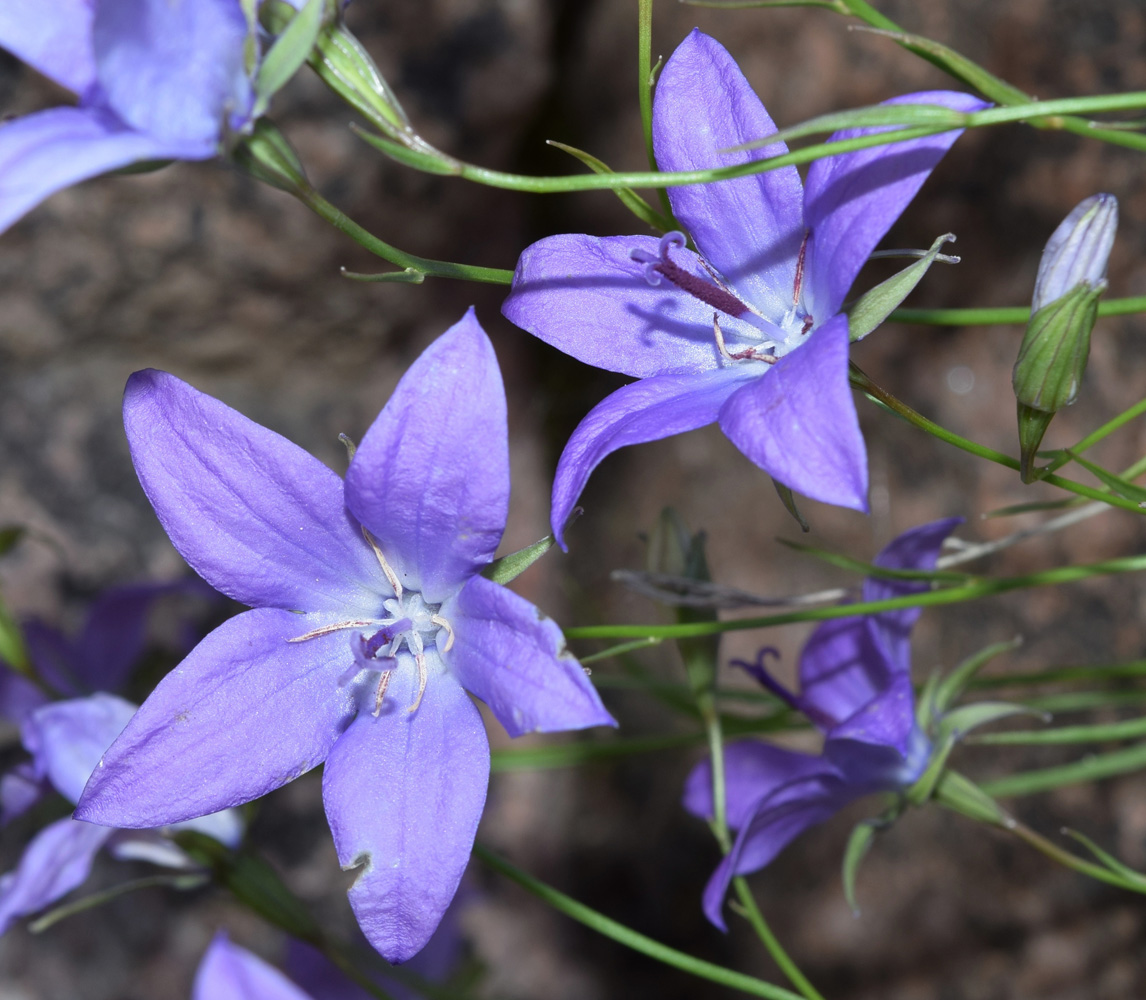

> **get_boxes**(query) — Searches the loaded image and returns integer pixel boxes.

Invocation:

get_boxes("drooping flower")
[0,692,243,935]
[75,309,615,961]
[502,30,986,544]
[683,518,960,929]
[0,0,287,233]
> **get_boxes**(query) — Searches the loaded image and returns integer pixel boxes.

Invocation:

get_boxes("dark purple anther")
[360,620,411,660]
[631,232,748,318]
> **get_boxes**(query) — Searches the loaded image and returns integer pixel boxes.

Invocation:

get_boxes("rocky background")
[3,1,1146,997]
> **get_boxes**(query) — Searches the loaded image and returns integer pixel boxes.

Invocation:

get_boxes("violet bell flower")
[0,0,260,233]
[74,309,615,962]
[502,30,987,544]
[0,693,242,935]
[683,518,961,929]
[194,933,316,1000]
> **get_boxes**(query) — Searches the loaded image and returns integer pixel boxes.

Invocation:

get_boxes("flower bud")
[1013,194,1117,480]
[232,117,310,197]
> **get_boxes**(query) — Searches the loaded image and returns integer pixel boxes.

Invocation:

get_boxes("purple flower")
[683,518,960,929]
[0,0,256,232]
[194,933,315,1000]
[502,30,986,544]
[74,309,615,961]
[0,693,242,935]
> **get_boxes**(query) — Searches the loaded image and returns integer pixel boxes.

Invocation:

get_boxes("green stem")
[564,552,1146,640]
[981,742,1146,798]
[473,844,806,1000]
[1041,398,1146,475]
[1006,819,1146,892]
[638,0,675,222]
[970,715,1146,746]
[850,365,1146,513]
[295,187,513,284]
[890,295,1146,326]
[732,881,827,1000]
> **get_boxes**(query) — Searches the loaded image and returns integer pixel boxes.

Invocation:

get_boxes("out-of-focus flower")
[75,309,615,961]
[502,29,986,543]
[194,933,315,1000]
[0,693,242,935]
[684,519,960,928]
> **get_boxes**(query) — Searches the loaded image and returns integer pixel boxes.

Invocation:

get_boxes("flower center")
[630,231,815,366]
[286,528,455,716]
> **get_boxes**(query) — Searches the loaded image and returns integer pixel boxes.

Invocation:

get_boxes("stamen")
[372,669,393,716]
[288,619,375,643]
[630,231,749,318]
[431,614,455,652]
[713,315,777,364]
[793,230,809,305]
[408,653,428,713]
[800,315,814,336]
[362,526,403,599]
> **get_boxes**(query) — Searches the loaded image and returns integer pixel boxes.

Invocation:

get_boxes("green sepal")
[352,126,459,175]
[771,480,810,532]
[1017,403,1056,483]
[1013,282,1102,412]
[546,141,675,232]
[232,117,310,196]
[0,597,31,677]
[483,535,556,585]
[172,830,323,943]
[840,806,900,915]
[932,769,1007,826]
[847,233,957,342]
[933,637,1022,714]
[254,0,324,115]
[1063,829,1146,891]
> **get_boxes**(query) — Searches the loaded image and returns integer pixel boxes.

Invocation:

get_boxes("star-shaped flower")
[74,309,615,961]
[0,0,288,233]
[683,518,960,928]
[0,692,242,935]
[502,30,986,543]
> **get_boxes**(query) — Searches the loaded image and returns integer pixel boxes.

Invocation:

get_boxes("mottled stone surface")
[2,1,1146,997]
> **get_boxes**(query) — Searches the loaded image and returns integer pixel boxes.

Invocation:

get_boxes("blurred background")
[2,0,1146,996]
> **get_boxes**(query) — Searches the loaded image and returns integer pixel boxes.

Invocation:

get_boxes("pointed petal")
[0,0,95,94]
[345,310,509,604]
[653,30,805,319]
[322,668,489,963]
[442,574,615,737]
[92,0,252,144]
[124,369,384,614]
[551,367,753,545]
[718,316,868,510]
[803,91,990,317]
[825,679,929,787]
[193,933,316,1000]
[682,739,836,831]
[863,517,963,673]
[702,772,849,930]
[74,608,357,828]
[502,234,728,378]
[797,615,890,728]
[22,693,136,805]
[0,818,112,935]
[0,107,207,235]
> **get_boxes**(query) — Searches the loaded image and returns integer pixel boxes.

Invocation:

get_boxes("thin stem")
[850,365,1146,514]
[473,844,806,1000]
[890,295,1146,326]
[564,552,1146,639]
[1006,819,1145,892]
[295,187,513,284]
[732,881,827,1000]
[1042,398,1146,475]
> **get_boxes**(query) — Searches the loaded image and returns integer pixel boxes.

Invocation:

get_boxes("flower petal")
[863,517,963,673]
[193,933,316,1000]
[0,107,206,235]
[123,368,384,614]
[717,315,868,510]
[0,666,49,726]
[797,615,890,728]
[803,91,990,317]
[92,0,251,144]
[442,574,615,737]
[653,30,805,319]
[74,608,358,828]
[682,739,837,831]
[0,762,47,826]
[345,309,509,604]
[502,234,727,378]
[551,366,754,546]
[701,772,850,930]
[322,667,489,963]
[0,0,96,94]
[22,693,136,805]
[0,818,112,935]
[824,677,929,786]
